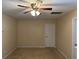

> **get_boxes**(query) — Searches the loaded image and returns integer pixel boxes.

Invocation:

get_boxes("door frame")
[72,17,77,59]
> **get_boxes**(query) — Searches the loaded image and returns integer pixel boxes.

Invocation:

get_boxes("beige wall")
[2,14,17,58]
[17,19,56,47]
[56,10,77,59]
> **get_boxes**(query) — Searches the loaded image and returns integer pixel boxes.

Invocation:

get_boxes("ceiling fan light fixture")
[30,10,40,16]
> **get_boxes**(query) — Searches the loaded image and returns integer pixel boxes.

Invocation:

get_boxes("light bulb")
[30,10,36,16]
[36,11,40,16]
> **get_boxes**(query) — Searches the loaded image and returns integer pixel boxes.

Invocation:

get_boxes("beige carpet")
[6,48,65,59]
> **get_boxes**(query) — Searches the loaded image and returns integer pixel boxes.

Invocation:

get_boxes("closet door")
[44,24,55,47]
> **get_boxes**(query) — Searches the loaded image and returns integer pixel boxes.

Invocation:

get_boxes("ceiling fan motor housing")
[31,3,39,11]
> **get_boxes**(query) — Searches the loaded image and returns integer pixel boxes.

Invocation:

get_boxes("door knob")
[75,43,77,47]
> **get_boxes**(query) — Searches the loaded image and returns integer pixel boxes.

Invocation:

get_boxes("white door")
[72,17,77,59]
[44,24,55,47]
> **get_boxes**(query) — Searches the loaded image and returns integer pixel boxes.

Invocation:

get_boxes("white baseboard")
[17,46,56,48]
[17,46,46,48]
[57,48,68,59]
[3,48,16,59]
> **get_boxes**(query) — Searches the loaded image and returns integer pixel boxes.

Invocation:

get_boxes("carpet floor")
[6,48,65,59]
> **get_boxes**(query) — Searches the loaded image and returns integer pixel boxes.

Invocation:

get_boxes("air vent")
[51,12,63,14]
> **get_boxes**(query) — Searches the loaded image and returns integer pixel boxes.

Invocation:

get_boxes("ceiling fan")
[17,0,62,16]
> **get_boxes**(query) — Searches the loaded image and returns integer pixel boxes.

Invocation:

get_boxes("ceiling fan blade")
[17,5,30,8]
[40,8,52,10]
[24,10,32,14]
[42,4,70,6]
[51,12,63,14]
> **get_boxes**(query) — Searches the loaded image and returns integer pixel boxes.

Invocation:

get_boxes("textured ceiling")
[2,0,77,19]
